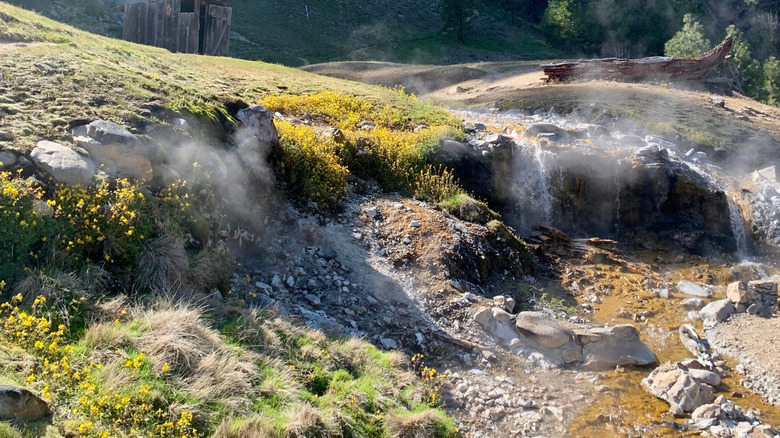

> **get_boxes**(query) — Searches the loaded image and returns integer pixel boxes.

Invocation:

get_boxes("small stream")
[453,107,780,436]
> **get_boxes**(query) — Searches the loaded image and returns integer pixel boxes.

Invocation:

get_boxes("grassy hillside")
[0,3,464,437]
[3,0,560,66]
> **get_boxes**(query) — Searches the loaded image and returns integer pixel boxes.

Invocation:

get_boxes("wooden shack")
[120,0,231,56]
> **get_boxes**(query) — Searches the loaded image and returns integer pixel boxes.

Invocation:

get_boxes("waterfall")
[728,199,750,259]
[510,141,556,234]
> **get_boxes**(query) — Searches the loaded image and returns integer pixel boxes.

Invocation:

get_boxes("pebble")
[409,220,421,228]
[0,131,12,141]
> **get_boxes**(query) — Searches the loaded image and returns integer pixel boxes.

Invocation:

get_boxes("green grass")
[0,2,461,150]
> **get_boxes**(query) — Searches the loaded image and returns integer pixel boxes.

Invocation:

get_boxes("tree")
[441,0,476,43]
[763,56,780,104]
[542,0,585,50]
[664,13,712,58]
[726,24,764,97]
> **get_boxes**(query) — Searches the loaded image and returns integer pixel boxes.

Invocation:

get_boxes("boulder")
[642,362,715,413]
[0,150,18,169]
[475,307,521,346]
[30,140,95,186]
[78,120,152,181]
[726,281,750,304]
[0,385,51,422]
[515,312,573,349]
[578,324,657,370]
[688,368,722,387]
[699,299,735,327]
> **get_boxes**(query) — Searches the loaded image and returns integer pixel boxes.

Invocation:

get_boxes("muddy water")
[568,255,780,437]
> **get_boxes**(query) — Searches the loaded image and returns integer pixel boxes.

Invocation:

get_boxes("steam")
[144,105,278,241]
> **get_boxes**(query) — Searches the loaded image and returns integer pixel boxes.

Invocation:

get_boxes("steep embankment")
[0,3,476,437]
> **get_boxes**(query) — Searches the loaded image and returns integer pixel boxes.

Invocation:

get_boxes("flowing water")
[454,108,780,436]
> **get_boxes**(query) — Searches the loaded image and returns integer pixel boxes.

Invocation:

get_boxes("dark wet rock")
[524,123,572,142]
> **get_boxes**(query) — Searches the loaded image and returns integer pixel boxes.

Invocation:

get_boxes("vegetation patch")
[261,90,468,209]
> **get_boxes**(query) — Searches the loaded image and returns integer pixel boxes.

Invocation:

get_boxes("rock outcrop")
[73,120,153,181]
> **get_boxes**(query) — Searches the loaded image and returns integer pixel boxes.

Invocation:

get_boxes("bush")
[664,14,711,58]
[262,92,464,208]
[0,170,49,283]
[275,120,350,210]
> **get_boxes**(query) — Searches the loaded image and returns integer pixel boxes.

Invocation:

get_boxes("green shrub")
[664,14,711,58]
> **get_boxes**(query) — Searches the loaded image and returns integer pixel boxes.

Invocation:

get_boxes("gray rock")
[516,312,573,349]
[31,140,95,186]
[642,362,715,413]
[76,128,152,181]
[0,131,12,142]
[699,299,735,327]
[439,139,469,157]
[380,337,398,350]
[236,105,279,179]
[689,369,722,387]
[0,385,51,422]
[475,307,522,346]
[578,324,657,370]
[0,150,18,168]
[305,294,321,306]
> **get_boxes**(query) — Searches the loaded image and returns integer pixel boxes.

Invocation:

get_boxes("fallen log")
[542,38,733,83]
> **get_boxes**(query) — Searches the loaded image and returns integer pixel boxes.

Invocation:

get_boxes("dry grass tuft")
[133,236,189,293]
[214,415,280,438]
[283,403,332,438]
[136,304,223,376]
[188,249,229,291]
[92,295,129,323]
[385,410,444,438]
[84,323,132,350]
[186,350,259,411]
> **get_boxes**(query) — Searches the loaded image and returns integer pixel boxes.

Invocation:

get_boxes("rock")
[409,220,421,228]
[726,281,750,304]
[515,312,573,349]
[0,131,12,142]
[678,281,713,298]
[236,105,279,179]
[76,126,152,181]
[632,144,669,162]
[709,96,726,108]
[524,123,571,142]
[578,324,657,370]
[682,298,705,310]
[0,150,18,168]
[439,139,469,157]
[475,307,522,346]
[304,294,321,306]
[380,337,398,350]
[642,362,715,413]
[30,140,95,186]
[0,385,51,422]
[699,299,735,327]
[679,324,714,361]
[688,369,722,387]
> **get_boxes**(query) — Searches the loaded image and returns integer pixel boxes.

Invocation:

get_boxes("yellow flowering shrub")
[275,120,349,210]
[0,170,49,282]
[0,294,198,438]
[53,178,154,266]
[261,91,464,208]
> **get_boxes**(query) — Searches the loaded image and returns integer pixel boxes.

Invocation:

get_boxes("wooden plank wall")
[203,4,231,56]
[122,0,228,55]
